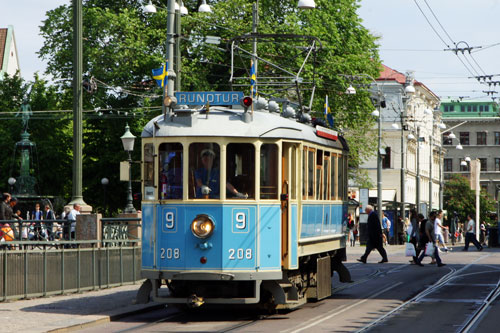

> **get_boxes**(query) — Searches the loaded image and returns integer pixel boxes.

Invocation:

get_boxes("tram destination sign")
[175,91,244,106]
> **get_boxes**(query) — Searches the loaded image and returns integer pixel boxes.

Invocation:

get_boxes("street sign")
[175,91,244,106]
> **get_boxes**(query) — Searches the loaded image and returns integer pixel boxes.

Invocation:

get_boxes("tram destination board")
[175,91,244,106]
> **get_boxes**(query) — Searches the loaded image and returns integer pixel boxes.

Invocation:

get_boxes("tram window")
[291,147,297,200]
[316,150,323,200]
[302,148,307,199]
[338,155,344,200]
[307,149,315,199]
[260,144,278,199]
[331,154,337,199]
[324,152,330,200]
[143,143,155,200]
[189,143,221,199]
[227,143,255,199]
[158,143,183,200]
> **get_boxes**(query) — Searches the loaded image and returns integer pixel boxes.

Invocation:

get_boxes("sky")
[2,0,500,102]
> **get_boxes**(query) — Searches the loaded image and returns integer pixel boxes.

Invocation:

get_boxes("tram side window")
[338,155,344,200]
[159,143,183,200]
[302,148,307,199]
[308,149,315,199]
[324,152,330,200]
[331,154,337,199]
[226,143,255,199]
[260,144,278,199]
[316,150,323,200]
[189,143,221,199]
[143,143,155,200]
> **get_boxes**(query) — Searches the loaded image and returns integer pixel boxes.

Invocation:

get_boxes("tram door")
[281,143,296,268]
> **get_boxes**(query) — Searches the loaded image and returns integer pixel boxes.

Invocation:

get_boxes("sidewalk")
[0,283,161,333]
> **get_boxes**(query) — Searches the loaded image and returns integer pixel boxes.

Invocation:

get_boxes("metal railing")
[0,218,143,301]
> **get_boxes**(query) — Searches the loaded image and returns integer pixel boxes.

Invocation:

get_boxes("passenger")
[357,205,388,264]
[381,212,390,245]
[462,214,483,251]
[195,149,247,199]
[416,211,446,267]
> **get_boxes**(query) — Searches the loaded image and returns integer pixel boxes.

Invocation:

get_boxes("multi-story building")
[440,99,500,199]
[355,65,442,224]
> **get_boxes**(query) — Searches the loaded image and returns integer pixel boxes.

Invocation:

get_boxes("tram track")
[459,278,500,332]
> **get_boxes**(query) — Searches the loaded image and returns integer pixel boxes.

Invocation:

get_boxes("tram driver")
[195,148,247,199]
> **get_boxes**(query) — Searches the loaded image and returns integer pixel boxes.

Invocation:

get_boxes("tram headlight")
[191,214,215,239]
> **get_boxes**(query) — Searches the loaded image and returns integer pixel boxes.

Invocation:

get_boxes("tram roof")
[142,107,348,151]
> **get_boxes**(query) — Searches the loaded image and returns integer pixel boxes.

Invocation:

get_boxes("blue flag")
[250,60,257,96]
[152,61,168,87]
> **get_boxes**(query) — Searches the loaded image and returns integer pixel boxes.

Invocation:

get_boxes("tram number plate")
[228,248,252,260]
[160,248,180,259]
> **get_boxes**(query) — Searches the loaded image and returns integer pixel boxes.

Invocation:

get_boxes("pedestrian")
[67,204,81,241]
[31,203,45,240]
[434,210,450,252]
[44,205,55,241]
[462,214,483,251]
[416,211,446,267]
[347,213,355,246]
[480,221,487,246]
[357,205,388,264]
[0,193,11,221]
[450,211,458,245]
[408,209,420,264]
[352,221,358,247]
[382,212,390,245]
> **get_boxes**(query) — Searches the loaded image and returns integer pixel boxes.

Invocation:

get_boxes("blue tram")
[137,96,351,309]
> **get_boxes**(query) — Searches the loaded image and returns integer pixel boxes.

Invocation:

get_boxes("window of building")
[479,158,487,171]
[484,105,490,112]
[477,132,487,145]
[495,158,500,171]
[382,147,391,169]
[495,132,500,145]
[442,133,452,145]
[443,105,454,112]
[226,143,255,199]
[460,132,469,145]
[481,184,488,193]
[460,158,468,172]
[472,105,477,112]
[467,105,473,112]
[260,144,279,199]
[444,158,453,172]
[461,105,466,112]
[159,143,183,200]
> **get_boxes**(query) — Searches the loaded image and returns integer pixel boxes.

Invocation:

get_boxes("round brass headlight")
[191,214,215,239]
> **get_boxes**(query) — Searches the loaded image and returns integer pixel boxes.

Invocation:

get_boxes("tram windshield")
[189,143,221,199]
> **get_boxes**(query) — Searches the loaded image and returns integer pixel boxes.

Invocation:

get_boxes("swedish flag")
[324,95,330,117]
[250,60,257,95]
[152,61,168,87]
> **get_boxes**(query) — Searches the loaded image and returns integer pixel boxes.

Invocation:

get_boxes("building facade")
[356,65,442,218]
[0,25,20,78]
[440,99,500,199]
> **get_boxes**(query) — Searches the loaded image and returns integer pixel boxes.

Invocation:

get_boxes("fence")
[0,218,142,301]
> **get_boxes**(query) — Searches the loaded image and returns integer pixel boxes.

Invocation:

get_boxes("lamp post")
[121,124,136,214]
[101,177,109,216]
[400,78,415,222]
[8,177,16,194]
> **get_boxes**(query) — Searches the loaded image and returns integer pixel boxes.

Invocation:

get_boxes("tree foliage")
[0,0,382,214]
[443,174,496,225]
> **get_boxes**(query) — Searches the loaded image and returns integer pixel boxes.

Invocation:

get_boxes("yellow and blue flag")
[152,61,168,87]
[324,95,330,117]
[250,60,257,95]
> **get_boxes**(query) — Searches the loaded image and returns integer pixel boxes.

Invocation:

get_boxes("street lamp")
[298,0,316,9]
[8,177,16,193]
[400,74,415,224]
[101,177,109,215]
[121,124,136,213]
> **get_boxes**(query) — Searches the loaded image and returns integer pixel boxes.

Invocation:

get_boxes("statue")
[16,101,32,133]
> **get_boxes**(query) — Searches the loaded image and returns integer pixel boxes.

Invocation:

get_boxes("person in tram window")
[195,149,247,199]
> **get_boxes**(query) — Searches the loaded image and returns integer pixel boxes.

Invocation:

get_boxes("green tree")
[34,0,381,212]
[443,174,496,225]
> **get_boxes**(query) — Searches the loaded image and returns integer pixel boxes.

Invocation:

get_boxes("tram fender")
[136,279,153,304]
[261,280,287,304]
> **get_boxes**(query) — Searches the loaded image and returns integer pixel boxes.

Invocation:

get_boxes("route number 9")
[235,212,246,229]
[165,212,175,229]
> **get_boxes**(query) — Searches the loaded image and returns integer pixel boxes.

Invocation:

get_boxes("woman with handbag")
[416,211,446,267]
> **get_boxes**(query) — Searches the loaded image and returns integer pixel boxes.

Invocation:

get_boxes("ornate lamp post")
[121,124,136,213]
[101,177,109,215]
[8,177,16,194]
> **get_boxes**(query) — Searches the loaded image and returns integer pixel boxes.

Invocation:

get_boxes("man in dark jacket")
[357,205,388,263]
